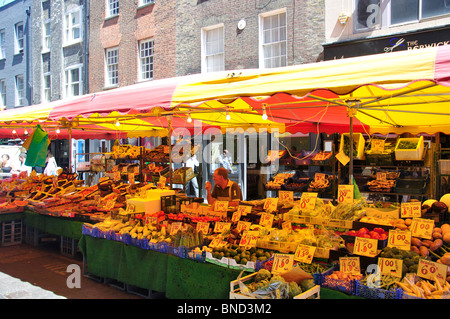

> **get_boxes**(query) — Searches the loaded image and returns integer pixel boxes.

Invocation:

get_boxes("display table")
[23,210,84,240]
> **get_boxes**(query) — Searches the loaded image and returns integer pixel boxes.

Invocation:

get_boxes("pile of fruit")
[343,227,388,240]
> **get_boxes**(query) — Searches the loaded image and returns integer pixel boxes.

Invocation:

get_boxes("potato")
[422,240,434,248]
[419,245,429,257]
[441,224,450,234]
[433,232,443,240]
[430,239,443,252]
[443,232,450,243]
[411,237,422,247]
[434,227,442,234]
[404,218,412,226]
[410,246,420,254]
[396,223,408,230]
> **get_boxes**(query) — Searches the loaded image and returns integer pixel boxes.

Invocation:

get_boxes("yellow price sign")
[401,202,422,218]
[378,257,403,278]
[388,229,412,251]
[239,233,258,248]
[339,257,361,275]
[299,192,317,211]
[410,218,434,239]
[417,259,447,285]
[354,236,378,257]
[259,213,274,228]
[170,222,182,235]
[294,244,316,264]
[236,221,252,233]
[213,222,231,233]
[231,211,241,222]
[214,201,229,212]
[263,198,278,211]
[237,205,252,216]
[271,254,294,275]
[279,191,294,203]
[337,185,354,204]
[196,222,210,235]
[314,173,326,183]
[371,139,385,152]
[282,221,292,232]
[208,237,226,249]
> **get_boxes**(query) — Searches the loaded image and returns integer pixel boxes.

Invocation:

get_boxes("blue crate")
[355,281,404,299]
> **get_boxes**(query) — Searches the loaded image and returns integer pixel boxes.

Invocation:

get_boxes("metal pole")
[69,126,73,173]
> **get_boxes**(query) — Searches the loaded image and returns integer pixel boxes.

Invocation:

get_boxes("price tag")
[231,211,241,222]
[112,165,119,172]
[263,197,278,211]
[400,202,422,218]
[122,166,128,173]
[282,221,292,232]
[236,221,251,233]
[213,222,231,233]
[417,259,447,285]
[337,185,354,204]
[388,229,412,251]
[378,257,403,278]
[170,222,182,235]
[273,177,285,184]
[339,257,361,275]
[354,236,378,257]
[376,172,387,180]
[239,233,258,248]
[114,171,121,181]
[410,218,434,239]
[271,254,294,275]
[196,222,210,234]
[299,192,317,211]
[214,201,229,212]
[371,139,385,152]
[336,151,350,166]
[279,191,294,203]
[208,237,226,249]
[237,205,252,216]
[294,244,316,264]
[259,213,274,228]
[104,199,116,210]
[133,166,140,174]
[314,173,326,183]
[128,173,135,185]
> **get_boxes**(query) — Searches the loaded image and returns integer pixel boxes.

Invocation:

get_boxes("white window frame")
[0,29,5,59]
[63,6,82,46]
[42,19,51,52]
[106,0,119,18]
[138,0,154,7]
[201,24,225,73]
[64,64,83,98]
[43,72,51,103]
[138,39,154,81]
[0,79,6,109]
[15,75,25,107]
[14,22,24,54]
[259,9,287,69]
[354,0,450,32]
[105,47,119,87]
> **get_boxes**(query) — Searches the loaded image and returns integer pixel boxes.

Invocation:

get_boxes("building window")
[139,0,154,6]
[15,75,25,107]
[202,25,225,73]
[43,19,51,52]
[355,0,450,31]
[0,29,5,59]
[139,39,154,81]
[64,65,82,98]
[0,80,6,109]
[15,22,24,54]
[43,73,51,103]
[106,47,119,86]
[260,10,287,68]
[107,0,119,17]
[64,7,82,45]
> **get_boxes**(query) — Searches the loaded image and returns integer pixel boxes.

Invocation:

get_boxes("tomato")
[348,230,357,236]
[369,231,380,239]
[379,233,388,240]
[357,227,369,237]
[373,227,385,235]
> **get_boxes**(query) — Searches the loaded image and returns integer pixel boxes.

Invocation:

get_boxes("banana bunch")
[110,145,144,159]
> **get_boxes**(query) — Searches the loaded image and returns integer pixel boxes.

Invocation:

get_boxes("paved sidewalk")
[0,271,66,299]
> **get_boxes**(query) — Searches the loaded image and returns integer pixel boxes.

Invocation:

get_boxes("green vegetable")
[299,278,315,292]
[254,269,271,283]
[288,281,302,299]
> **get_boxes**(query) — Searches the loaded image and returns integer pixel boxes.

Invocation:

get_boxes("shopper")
[43,151,59,176]
[205,167,242,206]
[218,149,234,173]
[14,153,32,174]
[185,153,199,197]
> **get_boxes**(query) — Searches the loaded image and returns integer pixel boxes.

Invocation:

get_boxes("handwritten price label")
[264,198,278,211]
[354,237,378,257]
[239,233,258,248]
[337,185,354,204]
[170,222,182,235]
[128,173,135,185]
[104,199,116,210]
[282,221,292,232]
[314,173,326,183]
[236,221,252,233]
[339,257,361,275]
[417,259,447,285]
[378,257,403,278]
[271,254,294,275]
[410,218,434,239]
[231,211,241,222]
[208,238,227,249]
[196,222,210,234]
[279,191,294,203]
[294,244,316,264]
[401,202,422,218]
[371,139,385,152]
[299,192,317,211]
[114,171,121,181]
[214,201,229,212]
[237,205,252,216]
[259,213,274,228]
[376,172,387,180]
[213,222,231,233]
[388,229,412,251]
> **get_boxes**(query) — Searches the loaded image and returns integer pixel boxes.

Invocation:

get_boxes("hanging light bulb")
[262,108,268,121]
[24,129,28,135]
[115,119,120,127]
[12,129,16,134]
[226,110,231,121]
[187,112,192,123]
[56,127,61,134]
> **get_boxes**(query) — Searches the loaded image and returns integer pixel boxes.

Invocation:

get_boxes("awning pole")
[69,126,73,173]
[347,100,360,185]
[168,116,172,189]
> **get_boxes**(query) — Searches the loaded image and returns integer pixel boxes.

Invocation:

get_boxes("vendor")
[205,167,242,206]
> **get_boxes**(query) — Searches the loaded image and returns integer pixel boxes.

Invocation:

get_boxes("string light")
[12,129,16,134]
[56,127,61,134]
[226,110,231,121]
[24,129,28,135]
[187,112,192,123]
[262,106,268,121]
[115,119,120,127]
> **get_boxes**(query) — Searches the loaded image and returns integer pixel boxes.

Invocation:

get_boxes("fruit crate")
[229,272,321,299]
[60,235,79,258]
[355,281,403,299]
[1,219,22,246]
[394,136,424,161]
[314,264,357,295]
[340,133,366,160]
[161,195,193,215]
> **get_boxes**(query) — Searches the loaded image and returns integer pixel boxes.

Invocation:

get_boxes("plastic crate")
[394,136,424,161]
[355,281,403,299]
[1,219,22,246]
[229,272,321,299]
[314,264,357,295]
[160,195,193,214]
[395,178,428,194]
[60,236,79,258]
[340,133,365,160]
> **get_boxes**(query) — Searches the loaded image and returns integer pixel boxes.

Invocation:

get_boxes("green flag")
[25,125,49,167]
